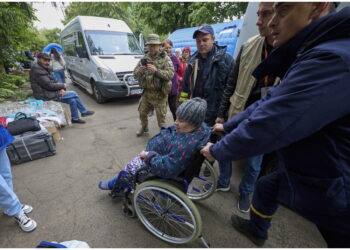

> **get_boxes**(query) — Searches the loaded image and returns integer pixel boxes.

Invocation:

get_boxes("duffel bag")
[6,112,41,136]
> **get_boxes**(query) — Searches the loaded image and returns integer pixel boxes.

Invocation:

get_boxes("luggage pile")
[0,99,70,164]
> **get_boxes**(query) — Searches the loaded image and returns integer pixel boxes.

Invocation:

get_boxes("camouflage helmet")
[146,34,162,45]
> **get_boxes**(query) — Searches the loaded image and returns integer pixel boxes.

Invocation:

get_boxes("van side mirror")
[76,46,89,59]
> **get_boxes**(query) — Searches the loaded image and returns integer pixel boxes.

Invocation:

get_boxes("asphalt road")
[0,84,326,248]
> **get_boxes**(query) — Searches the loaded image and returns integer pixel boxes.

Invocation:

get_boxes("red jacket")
[177,59,188,92]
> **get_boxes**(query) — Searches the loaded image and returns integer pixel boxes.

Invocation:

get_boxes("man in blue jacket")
[201,2,350,247]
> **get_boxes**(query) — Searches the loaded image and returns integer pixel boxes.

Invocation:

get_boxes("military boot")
[136,126,149,137]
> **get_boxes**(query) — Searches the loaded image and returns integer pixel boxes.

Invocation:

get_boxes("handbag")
[6,112,41,136]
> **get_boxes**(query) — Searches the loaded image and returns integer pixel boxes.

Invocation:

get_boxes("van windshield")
[85,30,143,55]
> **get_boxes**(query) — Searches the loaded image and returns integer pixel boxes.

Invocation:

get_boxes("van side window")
[62,34,77,57]
[76,32,88,58]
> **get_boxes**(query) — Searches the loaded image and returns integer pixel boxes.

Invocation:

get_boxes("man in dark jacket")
[201,2,350,247]
[30,53,94,124]
[179,24,234,191]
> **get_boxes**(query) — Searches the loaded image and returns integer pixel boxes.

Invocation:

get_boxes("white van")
[60,16,143,103]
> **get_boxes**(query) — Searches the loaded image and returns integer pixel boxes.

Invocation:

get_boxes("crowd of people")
[1,2,350,247]
[131,2,350,247]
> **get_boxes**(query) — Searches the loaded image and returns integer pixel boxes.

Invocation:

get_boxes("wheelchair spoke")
[134,182,201,244]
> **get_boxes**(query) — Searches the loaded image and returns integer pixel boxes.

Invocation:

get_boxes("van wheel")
[68,70,77,86]
[91,80,107,103]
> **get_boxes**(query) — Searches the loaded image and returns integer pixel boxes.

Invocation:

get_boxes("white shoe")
[15,212,37,232]
[22,204,33,214]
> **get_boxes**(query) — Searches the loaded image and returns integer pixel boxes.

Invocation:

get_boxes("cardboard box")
[42,121,62,143]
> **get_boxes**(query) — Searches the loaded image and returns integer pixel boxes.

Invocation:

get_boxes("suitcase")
[6,129,56,164]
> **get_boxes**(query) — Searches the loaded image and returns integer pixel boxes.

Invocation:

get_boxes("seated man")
[30,52,94,124]
[98,98,210,191]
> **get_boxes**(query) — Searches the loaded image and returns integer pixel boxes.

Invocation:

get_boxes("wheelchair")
[110,151,218,247]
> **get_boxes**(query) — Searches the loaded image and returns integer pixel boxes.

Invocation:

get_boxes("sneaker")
[216,183,231,192]
[22,204,33,214]
[136,126,148,137]
[15,212,37,232]
[203,183,230,192]
[98,181,111,190]
[81,110,95,117]
[238,192,251,213]
[72,119,86,124]
[3,205,33,216]
[231,215,266,246]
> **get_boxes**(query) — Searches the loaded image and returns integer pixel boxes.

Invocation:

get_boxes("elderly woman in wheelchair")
[98,98,218,246]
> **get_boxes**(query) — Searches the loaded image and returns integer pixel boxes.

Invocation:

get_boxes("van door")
[74,31,90,89]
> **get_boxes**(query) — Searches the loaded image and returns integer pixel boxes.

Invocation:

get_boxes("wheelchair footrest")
[122,197,135,218]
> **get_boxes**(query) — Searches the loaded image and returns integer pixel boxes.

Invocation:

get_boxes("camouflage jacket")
[133,51,174,99]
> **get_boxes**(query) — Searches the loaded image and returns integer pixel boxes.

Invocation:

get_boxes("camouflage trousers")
[138,95,167,128]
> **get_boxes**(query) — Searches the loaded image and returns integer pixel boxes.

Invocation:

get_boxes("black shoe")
[231,215,266,246]
[72,119,86,124]
[81,111,95,117]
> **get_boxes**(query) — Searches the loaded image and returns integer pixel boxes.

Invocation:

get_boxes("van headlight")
[97,67,117,81]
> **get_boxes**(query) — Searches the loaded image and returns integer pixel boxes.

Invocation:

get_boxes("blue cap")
[193,24,214,39]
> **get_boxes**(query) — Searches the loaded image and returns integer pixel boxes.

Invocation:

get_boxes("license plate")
[130,88,142,95]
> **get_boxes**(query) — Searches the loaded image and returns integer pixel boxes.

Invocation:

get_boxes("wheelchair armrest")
[135,166,157,183]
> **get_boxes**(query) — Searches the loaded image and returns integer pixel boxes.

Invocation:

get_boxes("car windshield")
[85,30,143,55]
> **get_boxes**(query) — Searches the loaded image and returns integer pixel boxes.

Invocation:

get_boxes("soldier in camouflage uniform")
[134,34,174,136]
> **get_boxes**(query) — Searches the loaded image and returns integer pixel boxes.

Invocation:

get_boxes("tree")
[132,2,248,36]
[0,2,37,67]
[63,2,132,27]
[41,28,61,44]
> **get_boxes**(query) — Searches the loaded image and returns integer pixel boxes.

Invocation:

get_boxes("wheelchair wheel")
[134,180,202,244]
[187,160,217,201]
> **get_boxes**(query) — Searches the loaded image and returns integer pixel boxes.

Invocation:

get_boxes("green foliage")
[0,73,28,87]
[0,2,37,67]
[132,2,248,36]
[63,2,133,27]
[41,28,61,45]
[62,2,247,47]
[0,73,31,103]
[0,88,15,98]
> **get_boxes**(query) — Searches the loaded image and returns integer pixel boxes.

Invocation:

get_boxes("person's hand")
[59,89,66,96]
[215,117,225,124]
[139,150,148,160]
[200,142,215,162]
[212,123,226,136]
[147,64,157,73]
[139,66,147,73]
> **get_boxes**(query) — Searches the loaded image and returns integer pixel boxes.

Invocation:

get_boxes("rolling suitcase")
[6,128,56,164]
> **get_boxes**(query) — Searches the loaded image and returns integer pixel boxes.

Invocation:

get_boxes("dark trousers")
[251,171,350,247]
[250,171,280,239]
[168,94,177,121]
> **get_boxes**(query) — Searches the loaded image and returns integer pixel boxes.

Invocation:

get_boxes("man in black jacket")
[30,53,94,124]
[179,24,234,191]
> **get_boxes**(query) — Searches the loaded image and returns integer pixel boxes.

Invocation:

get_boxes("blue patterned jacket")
[144,123,210,178]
